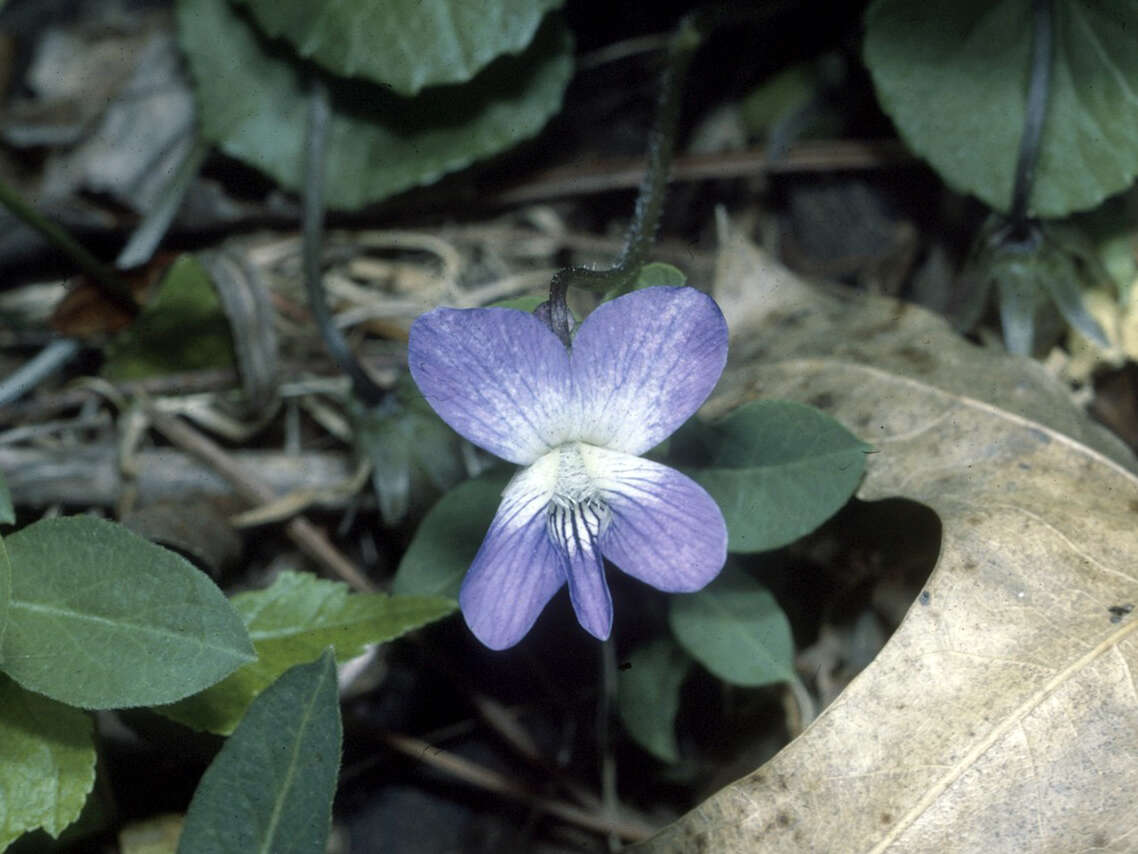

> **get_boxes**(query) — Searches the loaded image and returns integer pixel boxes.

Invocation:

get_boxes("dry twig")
[145,406,375,592]
[377,730,656,843]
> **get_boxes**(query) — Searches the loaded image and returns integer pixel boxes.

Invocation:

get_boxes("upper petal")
[581,445,727,592]
[459,455,565,649]
[570,287,727,455]
[409,306,572,465]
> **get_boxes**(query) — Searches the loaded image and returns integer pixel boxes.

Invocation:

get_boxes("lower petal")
[581,446,727,592]
[549,501,613,640]
[459,461,564,650]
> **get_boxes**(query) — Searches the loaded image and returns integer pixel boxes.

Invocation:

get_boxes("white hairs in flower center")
[546,443,611,550]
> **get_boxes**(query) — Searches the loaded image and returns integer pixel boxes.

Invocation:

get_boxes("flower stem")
[303,77,385,407]
[597,638,620,852]
[0,176,138,315]
[547,12,704,346]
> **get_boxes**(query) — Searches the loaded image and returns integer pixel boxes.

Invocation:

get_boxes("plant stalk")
[1007,0,1053,238]
[303,77,385,407]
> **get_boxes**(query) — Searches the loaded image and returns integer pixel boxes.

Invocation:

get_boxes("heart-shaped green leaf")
[616,637,692,763]
[669,564,795,688]
[235,0,565,96]
[177,0,573,209]
[865,0,1138,216]
[674,400,869,553]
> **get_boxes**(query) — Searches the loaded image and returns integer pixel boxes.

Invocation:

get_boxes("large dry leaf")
[636,231,1138,853]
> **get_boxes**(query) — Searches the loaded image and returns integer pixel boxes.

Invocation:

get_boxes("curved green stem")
[1008,0,1053,238]
[547,12,705,345]
[303,77,385,407]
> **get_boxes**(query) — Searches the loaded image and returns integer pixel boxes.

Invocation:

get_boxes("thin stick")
[493,140,914,206]
[469,692,612,815]
[146,406,375,592]
[0,176,138,313]
[377,730,656,842]
[0,339,81,408]
[0,368,242,425]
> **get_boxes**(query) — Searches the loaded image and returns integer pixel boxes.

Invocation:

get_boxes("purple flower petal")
[570,287,727,456]
[583,445,727,592]
[459,459,564,650]
[548,500,613,640]
[408,307,572,465]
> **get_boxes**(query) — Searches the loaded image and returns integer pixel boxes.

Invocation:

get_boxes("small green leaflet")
[159,570,455,734]
[0,537,10,661]
[489,294,546,312]
[102,254,236,380]
[1,516,254,709]
[177,651,341,854]
[669,564,795,688]
[0,469,13,525]
[633,262,686,289]
[349,392,467,526]
[0,676,96,850]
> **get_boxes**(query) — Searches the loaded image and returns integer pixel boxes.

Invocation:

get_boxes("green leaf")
[1040,272,1108,349]
[994,257,1042,356]
[0,470,13,525]
[669,564,794,688]
[177,650,341,854]
[236,0,565,96]
[1,516,255,709]
[489,294,546,312]
[673,400,869,553]
[350,393,466,526]
[616,637,691,763]
[103,254,235,380]
[0,538,10,660]
[633,262,687,289]
[177,0,574,210]
[159,570,454,734]
[392,469,513,599]
[864,0,1138,217]
[740,62,819,138]
[0,675,96,850]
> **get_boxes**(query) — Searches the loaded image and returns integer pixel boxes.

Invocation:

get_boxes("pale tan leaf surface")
[636,232,1138,853]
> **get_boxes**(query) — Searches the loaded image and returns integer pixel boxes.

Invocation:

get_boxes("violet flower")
[408,286,729,649]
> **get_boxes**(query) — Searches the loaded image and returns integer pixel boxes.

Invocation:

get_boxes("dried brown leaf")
[637,232,1138,853]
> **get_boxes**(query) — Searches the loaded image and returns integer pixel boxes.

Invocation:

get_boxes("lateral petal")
[581,445,727,592]
[409,306,572,465]
[459,456,564,650]
[570,287,727,455]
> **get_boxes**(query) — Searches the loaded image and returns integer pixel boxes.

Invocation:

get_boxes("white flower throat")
[545,443,612,555]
